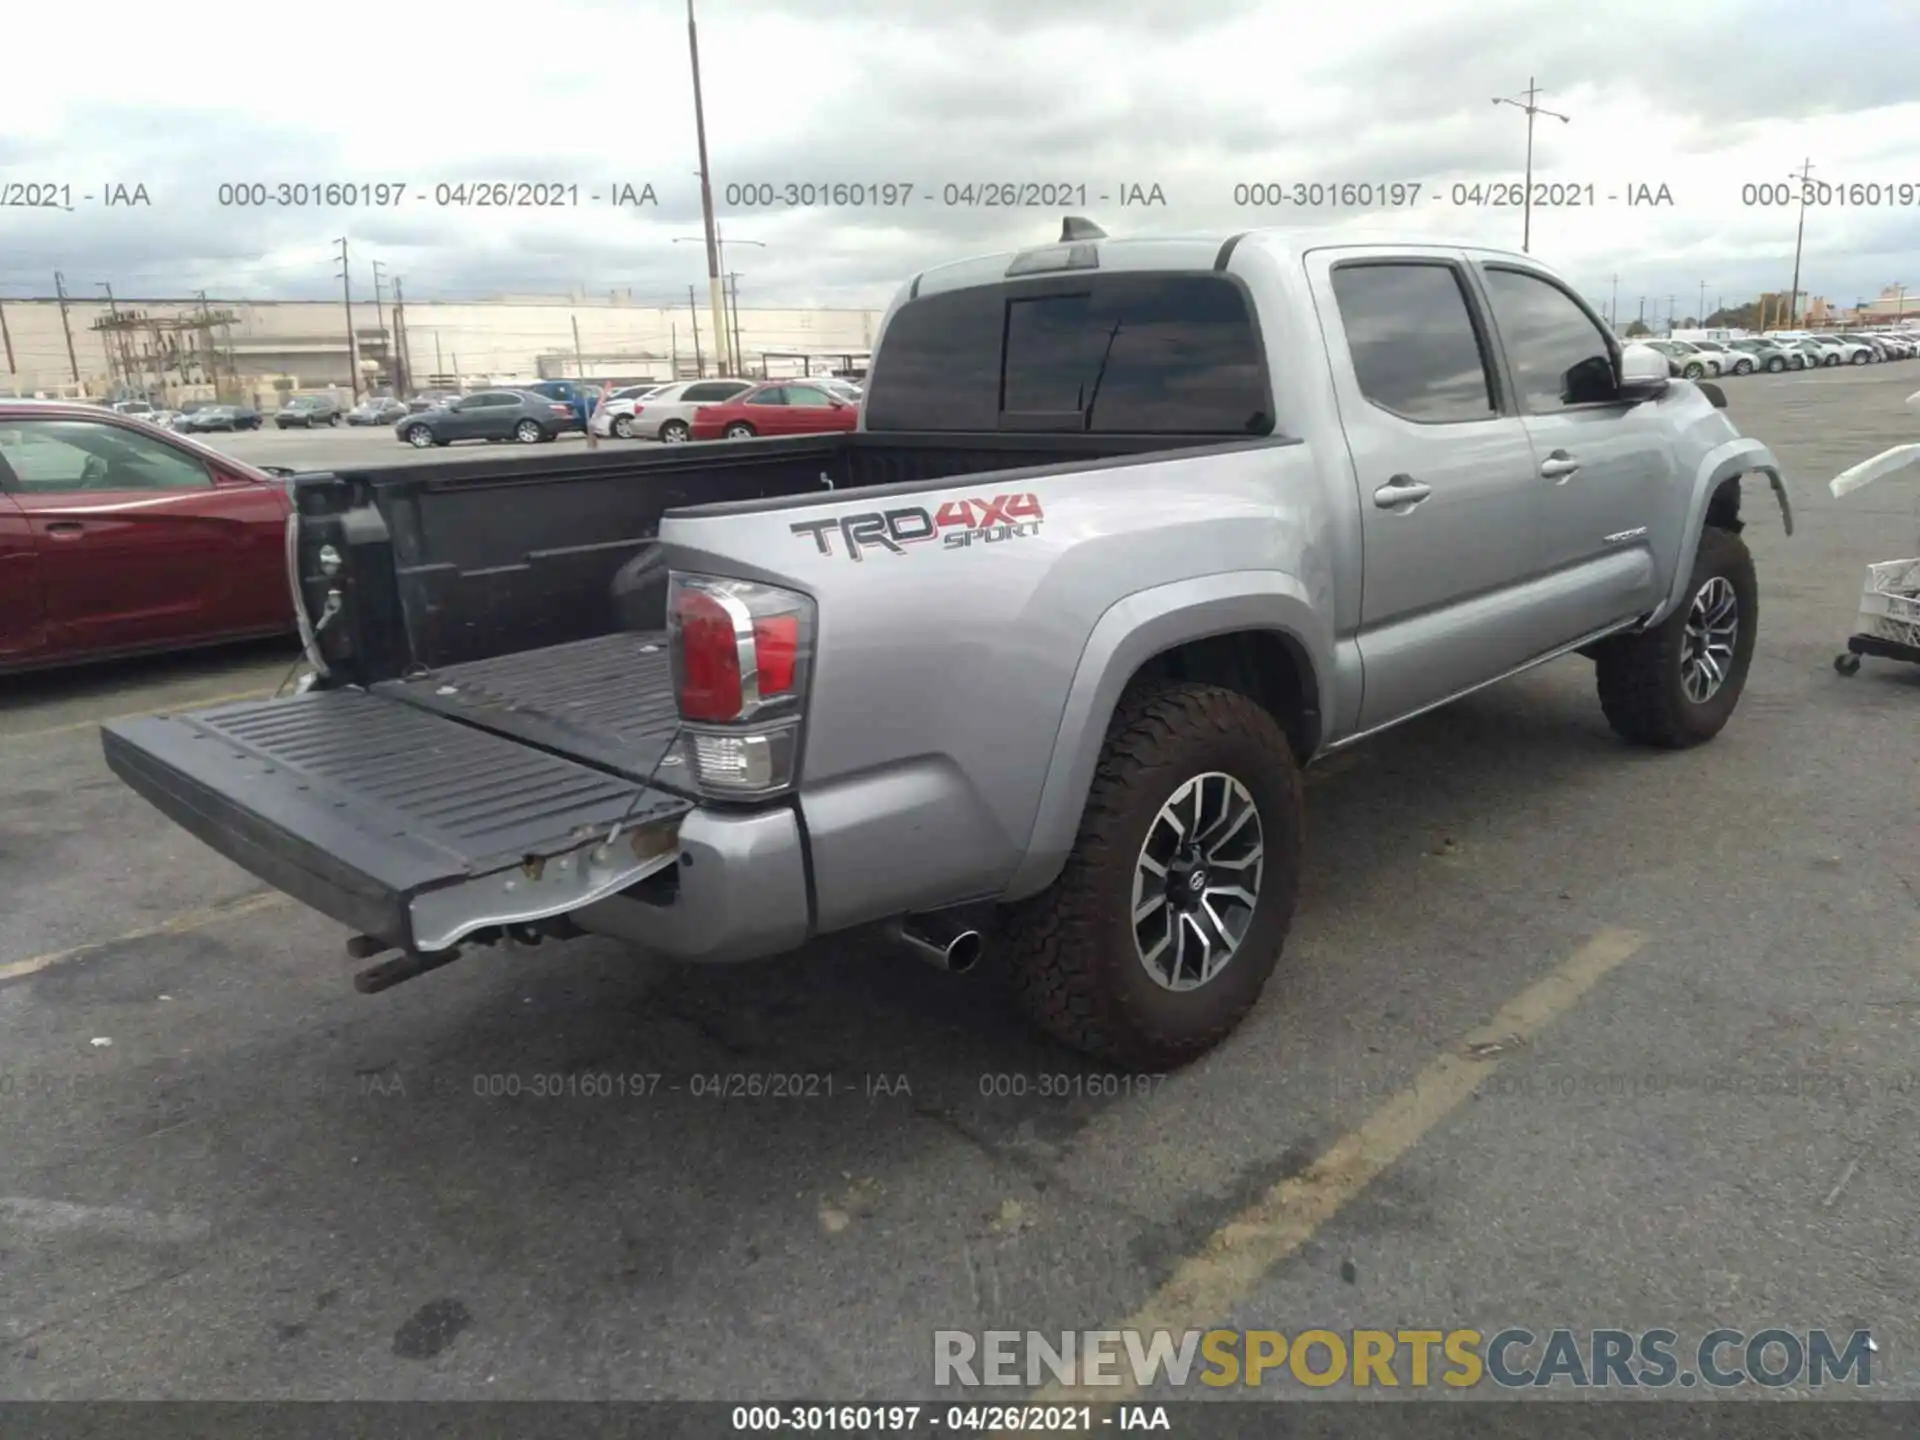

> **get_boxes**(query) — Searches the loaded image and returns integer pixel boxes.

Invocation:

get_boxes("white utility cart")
[1831,388,1920,676]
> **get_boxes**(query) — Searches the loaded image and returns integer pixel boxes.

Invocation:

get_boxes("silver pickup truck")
[102,222,1791,1069]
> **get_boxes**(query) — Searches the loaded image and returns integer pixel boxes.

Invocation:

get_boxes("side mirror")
[1616,343,1671,403]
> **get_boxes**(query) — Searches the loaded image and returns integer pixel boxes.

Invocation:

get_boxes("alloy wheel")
[1131,772,1265,992]
[1681,576,1739,704]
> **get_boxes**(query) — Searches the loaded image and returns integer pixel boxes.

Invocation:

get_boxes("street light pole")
[675,228,764,375]
[686,0,731,374]
[1698,281,1708,328]
[1493,78,1571,254]
[1787,158,1814,329]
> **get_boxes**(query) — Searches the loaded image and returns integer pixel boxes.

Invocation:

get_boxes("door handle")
[1540,454,1581,481]
[44,521,85,537]
[1373,474,1432,510]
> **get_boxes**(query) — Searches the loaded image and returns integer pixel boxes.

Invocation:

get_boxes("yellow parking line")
[1027,925,1647,1409]
[5,686,278,742]
[0,890,291,984]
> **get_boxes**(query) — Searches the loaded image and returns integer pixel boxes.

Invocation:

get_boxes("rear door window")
[864,272,1273,435]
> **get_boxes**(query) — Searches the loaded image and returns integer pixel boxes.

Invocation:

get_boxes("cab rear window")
[863,273,1274,435]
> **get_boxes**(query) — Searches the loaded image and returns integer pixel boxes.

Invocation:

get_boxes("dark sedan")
[347,397,410,425]
[393,389,578,448]
[276,396,343,428]
[178,404,263,432]
[0,401,294,674]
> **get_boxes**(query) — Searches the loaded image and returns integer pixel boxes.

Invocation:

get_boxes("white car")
[592,378,755,441]
[1803,336,1874,366]
[1688,340,1751,376]
[586,384,673,438]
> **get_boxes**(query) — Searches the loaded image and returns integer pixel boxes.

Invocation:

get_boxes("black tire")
[660,420,691,443]
[724,421,756,439]
[1824,354,1840,367]
[1850,351,1869,365]
[328,413,341,425]
[404,424,435,448]
[1734,360,1753,375]
[1593,527,1757,749]
[514,419,544,443]
[1834,652,1861,676]
[1682,362,1705,379]
[998,682,1304,1070]
[1766,357,1784,373]
[613,415,636,439]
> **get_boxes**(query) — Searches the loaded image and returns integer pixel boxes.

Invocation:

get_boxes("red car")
[0,401,295,675]
[689,380,860,441]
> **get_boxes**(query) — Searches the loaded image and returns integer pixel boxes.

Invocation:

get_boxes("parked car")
[100,229,1792,1069]
[0,400,294,674]
[1723,339,1796,373]
[521,379,600,429]
[587,383,678,439]
[110,399,159,419]
[179,404,264,433]
[393,389,577,447]
[814,377,865,403]
[277,396,343,428]
[347,397,410,426]
[1838,333,1898,361]
[1804,336,1873,366]
[1644,340,1717,378]
[406,389,462,412]
[593,379,754,441]
[690,380,862,440]
[1687,340,1752,376]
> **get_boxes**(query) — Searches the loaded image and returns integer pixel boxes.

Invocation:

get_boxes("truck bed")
[289,431,1194,688]
[371,631,683,785]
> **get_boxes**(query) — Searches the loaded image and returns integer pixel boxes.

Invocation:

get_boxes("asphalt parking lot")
[3,365,1919,1404]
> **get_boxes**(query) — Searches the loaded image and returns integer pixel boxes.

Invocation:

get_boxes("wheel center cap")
[1187,868,1209,896]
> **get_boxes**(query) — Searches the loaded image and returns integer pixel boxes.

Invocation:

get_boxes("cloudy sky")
[3,0,1917,321]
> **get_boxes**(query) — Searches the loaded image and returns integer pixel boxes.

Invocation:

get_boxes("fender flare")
[1000,571,1331,902]
[1646,438,1791,627]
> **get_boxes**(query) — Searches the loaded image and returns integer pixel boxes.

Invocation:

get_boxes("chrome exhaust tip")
[891,914,985,974]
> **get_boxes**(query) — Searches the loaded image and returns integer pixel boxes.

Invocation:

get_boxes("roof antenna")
[1059,216,1106,242]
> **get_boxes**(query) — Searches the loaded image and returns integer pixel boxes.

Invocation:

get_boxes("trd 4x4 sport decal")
[790,493,1045,562]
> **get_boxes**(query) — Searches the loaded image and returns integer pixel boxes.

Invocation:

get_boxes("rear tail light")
[632,405,645,416]
[550,403,571,416]
[667,574,815,798]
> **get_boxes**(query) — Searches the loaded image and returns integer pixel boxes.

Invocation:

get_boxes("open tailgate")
[101,687,690,954]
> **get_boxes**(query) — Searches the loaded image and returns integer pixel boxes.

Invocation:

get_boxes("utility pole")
[434,331,444,382]
[1787,158,1814,329]
[371,260,389,390]
[1896,283,1908,326]
[1666,295,1677,336]
[571,313,588,379]
[53,273,81,385]
[391,276,410,396]
[1637,296,1646,330]
[686,0,731,373]
[0,296,14,377]
[727,273,743,376]
[335,237,360,402]
[194,289,217,391]
[686,285,705,376]
[1698,281,1708,327]
[1608,273,1619,330]
[98,283,127,391]
[1492,78,1571,254]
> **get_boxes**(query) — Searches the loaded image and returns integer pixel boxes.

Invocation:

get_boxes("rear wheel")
[660,420,691,443]
[405,424,434,448]
[1851,350,1870,365]
[1766,357,1785,373]
[724,421,755,439]
[1593,527,1756,748]
[1734,359,1754,375]
[328,413,341,426]
[999,682,1304,1070]
[514,419,544,443]
[1682,361,1705,379]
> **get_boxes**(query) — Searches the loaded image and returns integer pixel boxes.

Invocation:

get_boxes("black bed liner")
[371,632,684,785]
[101,687,689,951]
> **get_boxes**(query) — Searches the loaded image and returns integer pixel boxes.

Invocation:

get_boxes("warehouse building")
[0,292,883,405]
